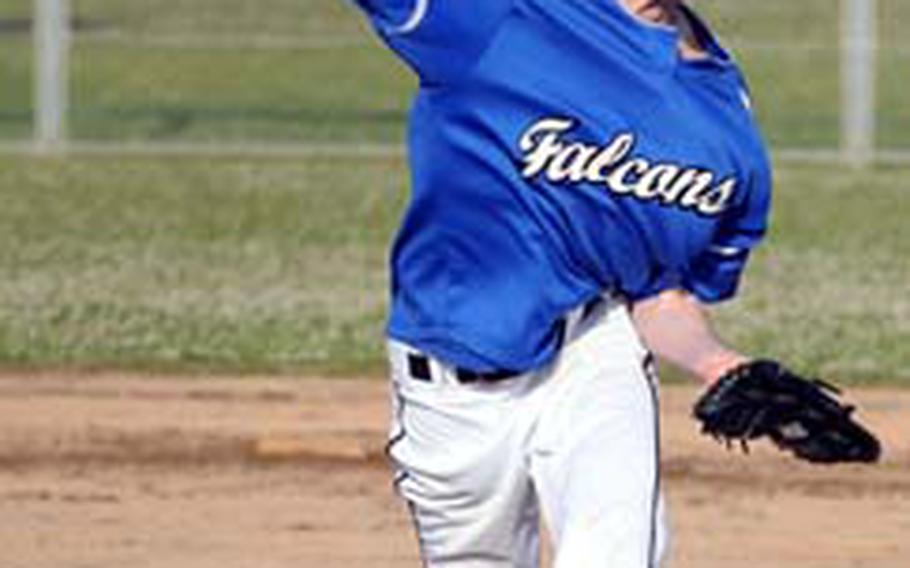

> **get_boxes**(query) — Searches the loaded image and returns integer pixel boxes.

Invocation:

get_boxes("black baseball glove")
[693,360,881,464]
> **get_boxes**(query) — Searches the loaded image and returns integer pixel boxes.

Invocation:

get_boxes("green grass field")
[0,156,907,381]
[0,155,404,374]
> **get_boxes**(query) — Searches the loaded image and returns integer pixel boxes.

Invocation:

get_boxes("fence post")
[841,0,877,167]
[34,0,70,152]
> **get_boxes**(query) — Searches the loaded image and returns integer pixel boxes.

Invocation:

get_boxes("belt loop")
[563,292,613,344]
[563,304,586,341]
[407,353,433,382]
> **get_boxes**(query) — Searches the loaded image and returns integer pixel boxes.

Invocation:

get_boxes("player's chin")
[637,5,674,25]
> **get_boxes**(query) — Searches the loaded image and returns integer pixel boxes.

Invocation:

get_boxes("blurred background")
[1,0,907,152]
[0,0,907,380]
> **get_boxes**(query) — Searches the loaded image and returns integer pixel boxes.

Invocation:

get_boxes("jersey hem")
[386,326,558,374]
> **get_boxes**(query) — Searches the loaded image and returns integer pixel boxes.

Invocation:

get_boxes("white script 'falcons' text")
[518,118,737,216]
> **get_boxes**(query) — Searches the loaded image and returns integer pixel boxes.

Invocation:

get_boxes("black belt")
[407,354,518,384]
[404,295,612,385]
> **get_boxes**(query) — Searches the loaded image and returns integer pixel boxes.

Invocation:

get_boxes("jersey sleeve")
[352,0,515,84]
[683,174,772,303]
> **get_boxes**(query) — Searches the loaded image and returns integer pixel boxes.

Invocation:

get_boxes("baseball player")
[350,0,880,566]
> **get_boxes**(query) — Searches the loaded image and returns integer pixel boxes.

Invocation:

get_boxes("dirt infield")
[0,373,907,568]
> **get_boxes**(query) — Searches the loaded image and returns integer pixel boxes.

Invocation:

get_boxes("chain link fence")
[1,0,908,158]
[876,0,910,150]
[0,0,31,141]
[64,0,408,146]
[701,0,909,153]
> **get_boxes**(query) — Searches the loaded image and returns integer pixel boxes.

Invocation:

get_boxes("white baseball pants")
[386,296,669,567]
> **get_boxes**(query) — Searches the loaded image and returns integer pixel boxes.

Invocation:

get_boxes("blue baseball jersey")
[354,0,773,372]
